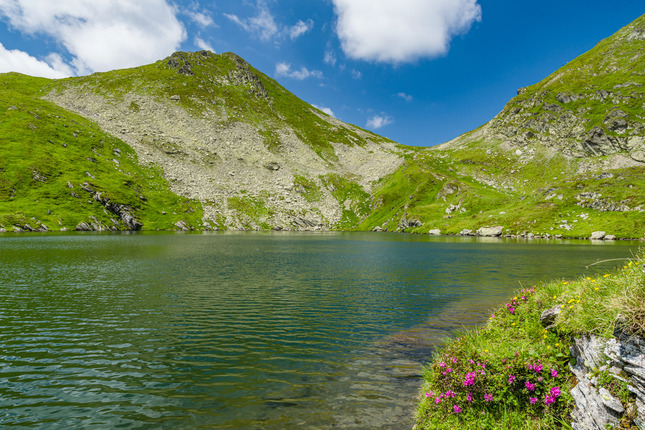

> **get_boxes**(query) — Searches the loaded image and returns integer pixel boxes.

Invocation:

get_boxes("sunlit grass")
[415,252,644,429]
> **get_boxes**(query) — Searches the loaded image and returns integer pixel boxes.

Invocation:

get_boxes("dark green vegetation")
[0,73,202,232]
[416,255,645,429]
[0,15,643,234]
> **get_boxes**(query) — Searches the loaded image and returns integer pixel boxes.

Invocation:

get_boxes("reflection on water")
[0,232,637,428]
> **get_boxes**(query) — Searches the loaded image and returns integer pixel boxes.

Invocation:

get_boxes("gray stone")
[459,229,474,236]
[604,234,616,241]
[477,226,503,237]
[174,220,190,231]
[540,305,561,327]
[590,231,606,240]
[170,95,180,101]
[372,226,383,232]
[75,222,92,231]
[428,229,441,235]
[571,379,620,429]
[598,387,624,414]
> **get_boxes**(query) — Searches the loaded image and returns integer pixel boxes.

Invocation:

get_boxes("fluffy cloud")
[0,43,72,78]
[312,104,335,117]
[187,10,214,28]
[275,62,323,80]
[324,49,337,66]
[332,0,481,63]
[289,19,313,40]
[225,1,313,42]
[224,1,278,41]
[194,37,214,53]
[397,92,413,101]
[366,114,393,129]
[0,0,186,75]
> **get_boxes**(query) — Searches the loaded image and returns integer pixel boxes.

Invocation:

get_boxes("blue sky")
[0,1,642,147]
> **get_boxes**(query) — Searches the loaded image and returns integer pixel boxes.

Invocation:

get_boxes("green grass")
[415,253,644,429]
[0,73,203,231]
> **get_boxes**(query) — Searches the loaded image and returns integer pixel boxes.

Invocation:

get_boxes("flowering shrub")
[425,350,564,419]
[419,282,572,426]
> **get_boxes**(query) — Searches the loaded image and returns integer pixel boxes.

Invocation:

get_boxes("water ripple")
[0,232,636,428]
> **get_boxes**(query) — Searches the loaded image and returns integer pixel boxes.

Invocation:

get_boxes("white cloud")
[0,0,186,75]
[225,1,313,43]
[324,49,336,66]
[275,62,323,80]
[224,1,278,41]
[0,43,72,78]
[351,69,362,79]
[289,19,313,40]
[332,0,481,63]
[312,104,335,117]
[194,37,214,53]
[366,114,393,129]
[187,10,214,27]
[397,92,413,101]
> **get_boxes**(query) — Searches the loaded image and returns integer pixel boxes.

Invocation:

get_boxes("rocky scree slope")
[361,14,645,239]
[46,51,408,231]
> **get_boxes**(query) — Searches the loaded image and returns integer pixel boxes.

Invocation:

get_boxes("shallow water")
[0,232,638,428]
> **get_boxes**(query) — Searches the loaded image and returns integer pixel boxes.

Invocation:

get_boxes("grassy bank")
[415,250,644,429]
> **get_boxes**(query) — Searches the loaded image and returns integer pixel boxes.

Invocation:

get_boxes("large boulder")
[428,229,441,236]
[477,226,503,237]
[590,231,606,240]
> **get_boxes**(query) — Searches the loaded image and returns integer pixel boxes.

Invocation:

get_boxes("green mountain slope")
[44,50,408,231]
[1,15,644,236]
[357,14,645,238]
[0,73,203,232]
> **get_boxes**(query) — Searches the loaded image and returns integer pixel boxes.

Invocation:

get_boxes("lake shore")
[414,252,645,429]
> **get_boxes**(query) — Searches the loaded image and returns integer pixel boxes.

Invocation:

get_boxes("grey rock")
[372,226,383,232]
[540,305,561,327]
[598,387,624,414]
[0,228,6,232]
[293,217,317,229]
[170,95,180,101]
[75,222,92,231]
[459,229,474,236]
[264,162,280,171]
[571,379,620,430]
[174,220,190,231]
[590,231,606,240]
[477,226,503,237]
[604,234,617,241]
[428,229,441,235]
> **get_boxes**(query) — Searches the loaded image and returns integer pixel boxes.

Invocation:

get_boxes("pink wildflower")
[525,381,536,391]
[544,394,555,405]
[508,374,516,384]
[550,386,561,397]
[551,368,558,378]
[484,393,493,402]
[463,372,476,386]
[530,397,537,404]
[435,397,441,405]
[466,392,473,402]
[453,405,461,413]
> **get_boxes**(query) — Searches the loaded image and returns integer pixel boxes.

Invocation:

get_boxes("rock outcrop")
[569,321,645,429]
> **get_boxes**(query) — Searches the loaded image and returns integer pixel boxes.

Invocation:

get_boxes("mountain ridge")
[1,14,644,237]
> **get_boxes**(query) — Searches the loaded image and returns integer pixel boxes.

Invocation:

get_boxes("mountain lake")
[0,232,639,429]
